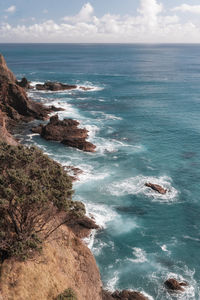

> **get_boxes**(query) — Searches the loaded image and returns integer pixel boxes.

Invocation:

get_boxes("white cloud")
[1,1,200,43]
[172,4,200,14]
[5,5,16,13]
[138,0,163,27]
[63,2,94,23]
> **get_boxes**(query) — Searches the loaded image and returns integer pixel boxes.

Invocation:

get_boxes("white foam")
[108,175,178,202]
[128,247,148,263]
[161,244,170,253]
[76,81,104,92]
[90,111,122,121]
[74,163,109,183]
[83,229,96,249]
[84,202,117,229]
[106,271,119,292]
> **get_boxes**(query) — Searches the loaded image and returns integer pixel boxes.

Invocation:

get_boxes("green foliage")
[0,142,83,260]
[55,288,77,300]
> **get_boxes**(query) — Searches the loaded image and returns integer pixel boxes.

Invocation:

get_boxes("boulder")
[145,183,167,194]
[36,81,77,91]
[32,114,96,152]
[17,77,33,89]
[102,290,149,300]
[164,278,188,292]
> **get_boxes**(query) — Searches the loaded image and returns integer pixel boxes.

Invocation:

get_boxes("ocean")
[1,43,200,299]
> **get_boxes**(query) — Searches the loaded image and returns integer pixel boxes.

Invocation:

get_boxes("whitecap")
[106,271,119,292]
[128,247,148,263]
[108,175,178,203]
[84,202,117,229]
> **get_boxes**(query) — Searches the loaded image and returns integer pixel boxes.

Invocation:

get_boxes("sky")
[1,0,200,43]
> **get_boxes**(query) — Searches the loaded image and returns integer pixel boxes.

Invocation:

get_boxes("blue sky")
[1,0,200,42]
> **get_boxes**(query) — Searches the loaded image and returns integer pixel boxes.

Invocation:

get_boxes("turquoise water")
[1,44,200,299]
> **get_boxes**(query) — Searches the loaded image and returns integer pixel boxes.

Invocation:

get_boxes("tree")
[0,143,85,260]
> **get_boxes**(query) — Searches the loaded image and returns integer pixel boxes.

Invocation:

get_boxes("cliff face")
[0,110,18,145]
[0,225,102,300]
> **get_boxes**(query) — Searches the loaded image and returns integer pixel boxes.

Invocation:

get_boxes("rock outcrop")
[32,114,96,152]
[0,54,16,83]
[102,290,149,300]
[17,77,33,89]
[66,215,99,239]
[36,81,77,91]
[0,110,18,145]
[35,81,93,91]
[145,183,167,194]
[164,278,188,292]
[0,53,55,126]
[0,225,102,300]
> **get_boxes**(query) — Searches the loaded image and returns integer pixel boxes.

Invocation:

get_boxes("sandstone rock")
[32,114,96,152]
[164,278,188,292]
[145,183,167,194]
[102,289,149,300]
[36,81,77,91]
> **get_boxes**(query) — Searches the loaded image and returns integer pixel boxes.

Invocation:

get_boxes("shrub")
[55,288,77,300]
[0,143,84,260]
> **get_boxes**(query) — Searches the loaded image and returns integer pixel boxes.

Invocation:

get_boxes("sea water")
[1,43,200,299]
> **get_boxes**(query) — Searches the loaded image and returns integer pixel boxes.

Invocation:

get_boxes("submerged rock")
[164,278,188,292]
[32,114,96,152]
[145,182,167,194]
[102,290,149,300]
[36,81,77,91]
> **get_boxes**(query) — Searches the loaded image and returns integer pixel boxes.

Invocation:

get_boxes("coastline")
[0,48,197,299]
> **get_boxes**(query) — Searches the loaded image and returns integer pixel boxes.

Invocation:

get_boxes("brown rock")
[32,114,96,152]
[145,183,167,194]
[66,215,99,239]
[0,110,18,145]
[0,225,102,300]
[102,289,149,300]
[36,81,77,91]
[79,86,92,91]
[164,278,188,292]
[0,54,16,83]
[17,77,33,89]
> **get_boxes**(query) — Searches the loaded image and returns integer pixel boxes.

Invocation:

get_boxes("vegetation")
[55,288,77,300]
[0,143,85,260]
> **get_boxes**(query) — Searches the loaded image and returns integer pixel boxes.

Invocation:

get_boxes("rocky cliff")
[0,225,102,300]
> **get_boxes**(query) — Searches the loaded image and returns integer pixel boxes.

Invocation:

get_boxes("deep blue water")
[1,43,200,299]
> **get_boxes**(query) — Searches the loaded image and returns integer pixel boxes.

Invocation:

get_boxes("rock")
[64,165,83,181]
[17,77,33,89]
[66,215,99,239]
[145,183,167,194]
[79,86,92,91]
[164,278,188,292]
[32,114,96,152]
[36,81,77,91]
[0,225,102,300]
[0,54,16,83]
[0,110,18,145]
[102,290,149,300]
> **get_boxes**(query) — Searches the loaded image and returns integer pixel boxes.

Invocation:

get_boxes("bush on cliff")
[55,288,77,300]
[0,143,85,260]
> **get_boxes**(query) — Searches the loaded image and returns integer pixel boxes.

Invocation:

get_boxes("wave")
[90,111,122,121]
[128,247,148,263]
[105,271,119,292]
[108,175,178,202]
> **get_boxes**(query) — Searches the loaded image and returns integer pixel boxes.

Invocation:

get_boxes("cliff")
[0,225,102,300]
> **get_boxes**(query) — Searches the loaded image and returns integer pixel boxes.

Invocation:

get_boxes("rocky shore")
[0,54,188,300]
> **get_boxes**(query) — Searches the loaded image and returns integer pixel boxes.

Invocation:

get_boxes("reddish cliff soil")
[32,114,96,152]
